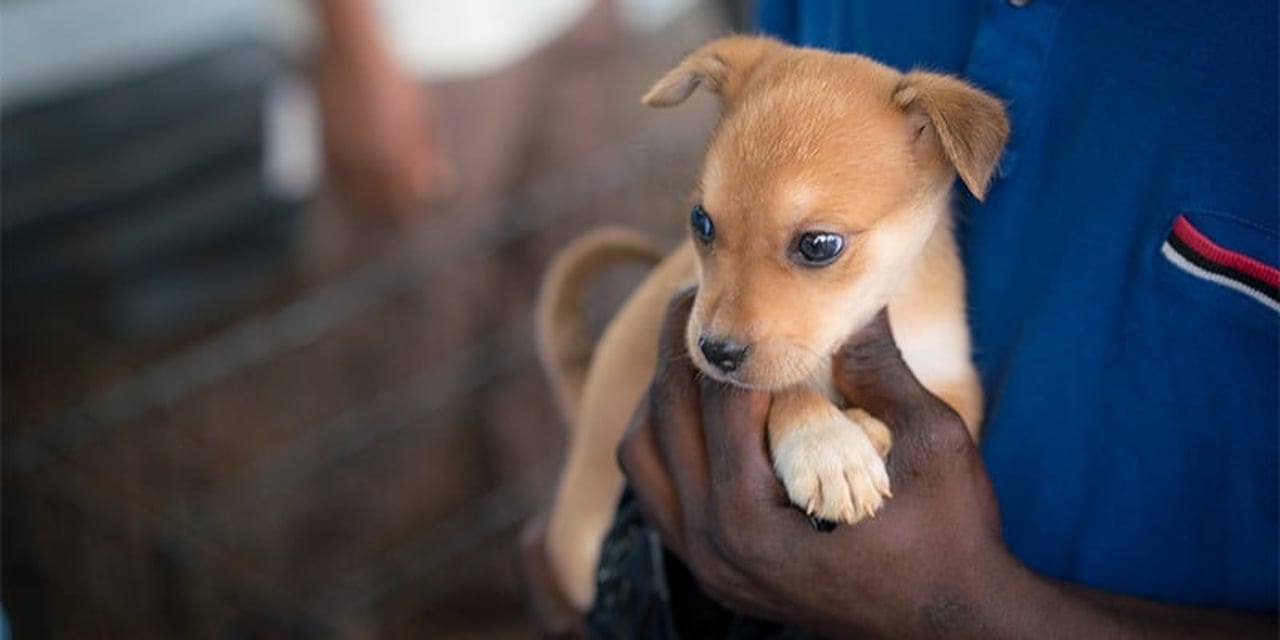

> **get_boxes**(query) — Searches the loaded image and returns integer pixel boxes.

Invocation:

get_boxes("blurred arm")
[311,0,455,216]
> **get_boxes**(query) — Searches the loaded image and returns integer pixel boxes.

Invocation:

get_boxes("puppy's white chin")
[685,354,764,389]
[751,365,819,391]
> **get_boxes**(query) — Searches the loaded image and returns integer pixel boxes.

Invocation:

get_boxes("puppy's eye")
[793,232,845,266]
[690,204,714,244]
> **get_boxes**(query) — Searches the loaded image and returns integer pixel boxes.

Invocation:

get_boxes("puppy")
[535,36,1009,610]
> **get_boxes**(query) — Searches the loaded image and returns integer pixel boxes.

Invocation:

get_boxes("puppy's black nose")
[698,336,749,373]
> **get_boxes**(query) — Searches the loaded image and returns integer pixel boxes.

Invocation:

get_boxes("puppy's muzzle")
[698,335,749,374]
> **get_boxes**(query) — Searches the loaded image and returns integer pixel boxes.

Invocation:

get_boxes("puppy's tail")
[537,227,663,427]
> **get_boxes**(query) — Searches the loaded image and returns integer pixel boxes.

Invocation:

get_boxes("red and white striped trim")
[1161,214,1280,313]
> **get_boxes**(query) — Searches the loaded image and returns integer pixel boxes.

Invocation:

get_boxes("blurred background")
[1,0,750,636]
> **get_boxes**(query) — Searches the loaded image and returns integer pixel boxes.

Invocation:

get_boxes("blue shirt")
[761,0,1278,611]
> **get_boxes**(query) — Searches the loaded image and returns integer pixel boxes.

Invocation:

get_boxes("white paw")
[772,413,892,524]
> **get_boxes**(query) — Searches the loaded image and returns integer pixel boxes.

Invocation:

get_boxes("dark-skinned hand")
[617,290,1010,638]
[615,290,1276,639]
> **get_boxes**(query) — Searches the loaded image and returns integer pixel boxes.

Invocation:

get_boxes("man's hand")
[617,291,1010,637]
[617,291,1276,639]
[315,0,455,217]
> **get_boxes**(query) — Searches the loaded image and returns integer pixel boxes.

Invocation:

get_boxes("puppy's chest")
[794,319,968,410]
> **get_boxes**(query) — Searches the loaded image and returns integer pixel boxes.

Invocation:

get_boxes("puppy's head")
[645,36,1008,389]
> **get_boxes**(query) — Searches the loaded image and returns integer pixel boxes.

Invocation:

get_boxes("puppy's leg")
[769,386,892,524]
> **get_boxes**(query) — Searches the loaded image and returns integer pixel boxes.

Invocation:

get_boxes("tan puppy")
[536,36,1009,610]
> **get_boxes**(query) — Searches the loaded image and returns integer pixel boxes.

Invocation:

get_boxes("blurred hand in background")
[315,0,456,217]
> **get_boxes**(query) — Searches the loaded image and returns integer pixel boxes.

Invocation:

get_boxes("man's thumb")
[832,309,957,434]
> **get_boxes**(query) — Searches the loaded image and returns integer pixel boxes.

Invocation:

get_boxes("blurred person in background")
[307,0,708,523]
[528,0,1278,637]
[3,0,702,636]
[312,0,623,219]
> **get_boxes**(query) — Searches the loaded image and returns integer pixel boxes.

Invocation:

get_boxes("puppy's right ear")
[642,36,780,108]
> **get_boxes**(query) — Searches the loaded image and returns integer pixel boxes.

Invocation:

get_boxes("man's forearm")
[984,558,1275,639]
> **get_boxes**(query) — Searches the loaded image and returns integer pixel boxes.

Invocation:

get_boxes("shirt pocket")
[1155,210,1279,329]
[1103,211,1279,605]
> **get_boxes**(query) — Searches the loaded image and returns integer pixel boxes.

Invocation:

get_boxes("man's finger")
[698,380,777,503]
[617,402,685,556]
[648,290,714,521]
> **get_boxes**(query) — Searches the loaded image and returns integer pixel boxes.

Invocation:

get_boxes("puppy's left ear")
[892,72,1010,201]
[642,36,781,109]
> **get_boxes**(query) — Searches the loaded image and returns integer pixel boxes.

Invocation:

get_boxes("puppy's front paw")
[772,413,891,525]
